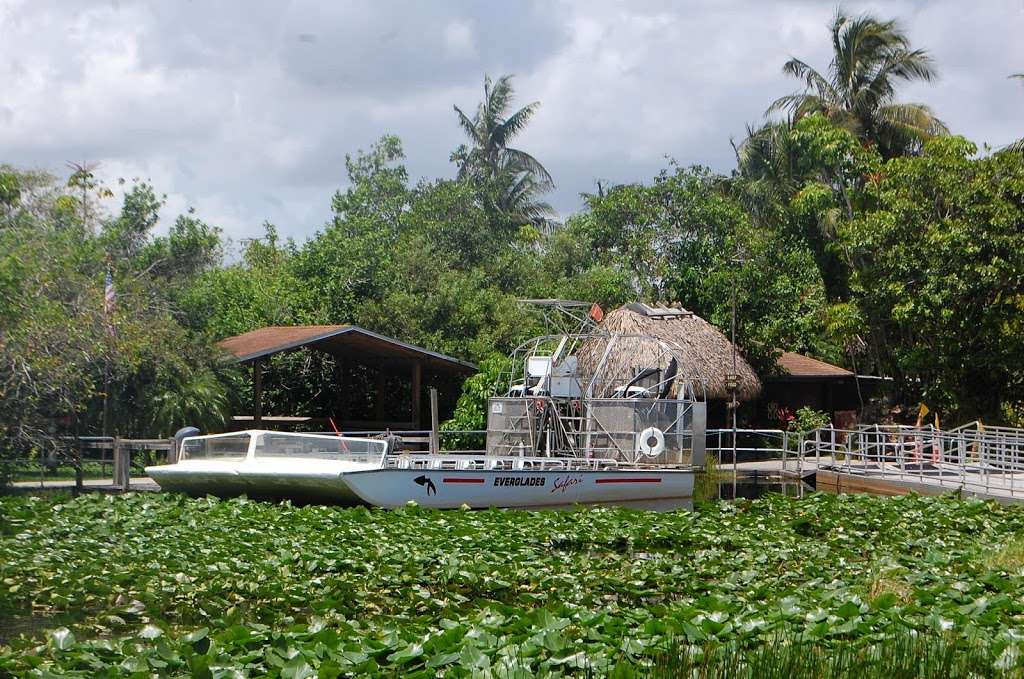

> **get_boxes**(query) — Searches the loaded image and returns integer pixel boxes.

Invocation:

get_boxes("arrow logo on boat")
[413,475,436,496]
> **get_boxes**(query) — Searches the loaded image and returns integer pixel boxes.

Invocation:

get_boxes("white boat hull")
[145,459,376,505]
[342,467,696,509]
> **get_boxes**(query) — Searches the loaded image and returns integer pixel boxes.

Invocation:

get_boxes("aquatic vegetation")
[3,492,1024,676]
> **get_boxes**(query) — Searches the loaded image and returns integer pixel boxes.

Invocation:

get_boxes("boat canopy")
[179,430,388,462]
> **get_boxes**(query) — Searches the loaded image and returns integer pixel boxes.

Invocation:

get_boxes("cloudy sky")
[1,0,1022,248]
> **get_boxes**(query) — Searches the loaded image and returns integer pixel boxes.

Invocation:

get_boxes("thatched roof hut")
[585,303,761,401]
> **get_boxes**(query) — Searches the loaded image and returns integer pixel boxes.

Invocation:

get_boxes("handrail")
[797,424,1024,499]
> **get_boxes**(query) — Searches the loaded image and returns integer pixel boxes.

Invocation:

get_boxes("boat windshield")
[252,432,386,461]
[181,433,251,461]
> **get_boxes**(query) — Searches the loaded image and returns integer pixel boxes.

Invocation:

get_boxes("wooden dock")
[815,465,1023,504]
[8,477,158,493]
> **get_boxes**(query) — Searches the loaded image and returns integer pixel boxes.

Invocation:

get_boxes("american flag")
[103,270,116,330]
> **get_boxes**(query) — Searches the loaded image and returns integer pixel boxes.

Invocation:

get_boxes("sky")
[1,0,1022,249]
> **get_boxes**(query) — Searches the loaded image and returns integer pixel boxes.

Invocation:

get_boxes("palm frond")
[782,58,833,98]
[484,74,515,129]
[1003,138,1024,154]
[877,48,937,85]
[877,102,948,136]
[499,170,555,225]
[501,148,554,189]
[453,105,482,146]
[773,7,941,156]
[453,72,553,218]
[494,103,539,148]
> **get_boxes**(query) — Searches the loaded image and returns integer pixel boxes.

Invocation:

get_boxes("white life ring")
[636,427,666,457]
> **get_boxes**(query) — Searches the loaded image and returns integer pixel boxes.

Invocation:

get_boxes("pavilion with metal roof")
[218,325,476,431]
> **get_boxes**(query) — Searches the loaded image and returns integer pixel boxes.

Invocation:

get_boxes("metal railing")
[705,428,791,462]
[15,423,1024,501]
[794,423,1024,499]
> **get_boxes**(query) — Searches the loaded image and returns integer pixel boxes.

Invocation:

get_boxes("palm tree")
[453,74,555,227]
[731,120,801,223]
[731,120,852,301]
[768,9,948,157]
[1007,74,1024,154]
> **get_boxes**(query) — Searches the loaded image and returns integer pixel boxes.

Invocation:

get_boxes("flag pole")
[102,267,116,440]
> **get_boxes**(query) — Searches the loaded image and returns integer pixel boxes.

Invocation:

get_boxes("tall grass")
[693,454,721,503]
[642,629,1011,679]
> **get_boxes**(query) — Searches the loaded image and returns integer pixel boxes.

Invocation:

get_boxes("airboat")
[147,302,708,509]
[144,431,387,504]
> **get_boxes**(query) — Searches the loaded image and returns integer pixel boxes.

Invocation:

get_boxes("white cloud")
[0,0,1021,238]
[444,19,477,60]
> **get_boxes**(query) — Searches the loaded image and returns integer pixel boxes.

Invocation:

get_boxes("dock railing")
[795,423,1024,499]
[704,428,792,465]
[4,437,175,491]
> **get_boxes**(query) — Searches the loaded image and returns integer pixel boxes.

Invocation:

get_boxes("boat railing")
[381,452,688,471]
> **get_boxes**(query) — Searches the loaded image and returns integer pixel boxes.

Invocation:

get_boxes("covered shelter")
[764,352,862,426]
[589,303,762,426]
[218,325,476,431]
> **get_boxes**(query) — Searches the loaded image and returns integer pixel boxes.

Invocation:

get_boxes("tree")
[732,113,885,306]
[769,8,947,158]
[529,164,836,373]
[103,181,164,261]
[138,211,224,282]
[839,136,1024,418]
[0,167,234,479]
[181,223,312,338]
[296,136,410,323]
[353,178,538,362]
[731,120,802,229]
[452,74,555,228]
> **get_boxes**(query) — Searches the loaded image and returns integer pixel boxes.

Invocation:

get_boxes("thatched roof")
[585,304,762,401]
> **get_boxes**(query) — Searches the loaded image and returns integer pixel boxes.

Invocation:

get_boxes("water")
[609,472,813,511]
[717,471,813,500]
[0,612,57,645]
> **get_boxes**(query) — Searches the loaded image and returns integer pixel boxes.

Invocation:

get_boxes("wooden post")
[121,443,131,491]
[111,438,120,486]
[429,387,439,453]
[112,438,130,490]
[253,359,264,426]
[74,439,84,492]
[411,362,422,430]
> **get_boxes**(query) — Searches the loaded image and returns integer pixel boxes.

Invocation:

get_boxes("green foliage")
[788,406,832,433]
[562,163,837,373]
[0,166,234,466]
[296,136,409,322]
[441,354,512,448]
[148,366,231,437]
[840,136,1024,417]
[7,48,1024,447]
[452,73,555,229]
[5,493,1024,674]
[180,224,314,338]
[652,630,1001,678]
[0,168,21,208]
[769,8,947,158]
[102,181,164,260]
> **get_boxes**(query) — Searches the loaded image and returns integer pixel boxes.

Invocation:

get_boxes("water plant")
[3,491,1024,676]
